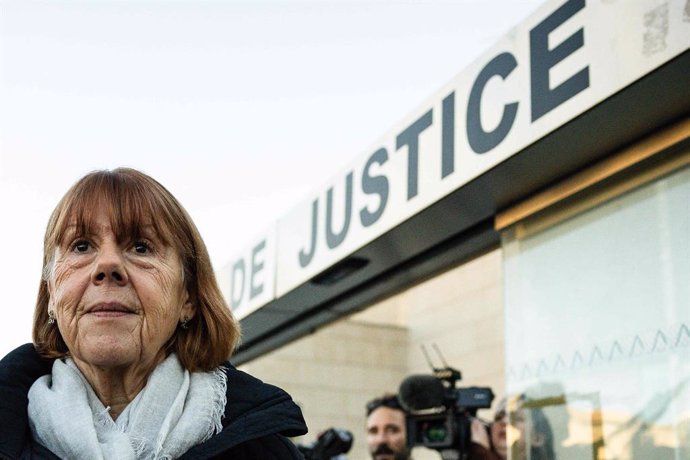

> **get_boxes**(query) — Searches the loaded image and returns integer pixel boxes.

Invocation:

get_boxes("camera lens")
[422,420,449,444]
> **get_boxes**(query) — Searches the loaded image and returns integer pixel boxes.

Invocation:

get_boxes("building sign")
[226,0,690,318]
[219,229,277,319]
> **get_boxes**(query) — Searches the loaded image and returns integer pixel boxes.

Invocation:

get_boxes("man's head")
[365,394,412,460]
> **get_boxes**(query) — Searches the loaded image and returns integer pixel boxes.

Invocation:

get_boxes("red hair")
[33,168,240,371]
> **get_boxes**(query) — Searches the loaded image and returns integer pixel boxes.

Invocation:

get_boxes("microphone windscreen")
[398,374,445,411]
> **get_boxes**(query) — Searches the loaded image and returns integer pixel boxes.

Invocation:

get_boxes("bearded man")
[366,394,413,460]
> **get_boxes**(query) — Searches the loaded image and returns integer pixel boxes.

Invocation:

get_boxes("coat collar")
[0,344,307,460]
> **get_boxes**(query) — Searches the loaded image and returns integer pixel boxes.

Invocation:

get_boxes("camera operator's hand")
[471,418,491,450]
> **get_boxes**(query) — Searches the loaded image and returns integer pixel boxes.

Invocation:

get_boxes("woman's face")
[47,207,194,370]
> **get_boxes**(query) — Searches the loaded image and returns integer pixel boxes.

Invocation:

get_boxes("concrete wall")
[239,248,504,459]
[400,249,505,396]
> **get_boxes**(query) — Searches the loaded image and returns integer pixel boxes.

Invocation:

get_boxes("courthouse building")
[219,0,690,458]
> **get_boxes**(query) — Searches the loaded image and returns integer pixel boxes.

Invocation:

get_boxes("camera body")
[399,368,494,458]
[296,427,353,460]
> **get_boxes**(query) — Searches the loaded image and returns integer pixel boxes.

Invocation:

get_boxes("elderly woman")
[0,168,307,459]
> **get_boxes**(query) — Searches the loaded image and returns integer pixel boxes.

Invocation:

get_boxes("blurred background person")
[366,394,413,460]
[468,397,507,460]
[489,398,508,460]
[509,395,556,460]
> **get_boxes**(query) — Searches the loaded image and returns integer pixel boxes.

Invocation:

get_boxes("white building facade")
[220,1,690,458]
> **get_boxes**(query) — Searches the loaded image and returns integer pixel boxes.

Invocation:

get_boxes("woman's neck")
[71,352,164,420]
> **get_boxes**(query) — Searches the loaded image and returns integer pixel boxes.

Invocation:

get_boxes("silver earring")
[48,310,56,325]
[180,317,189,329]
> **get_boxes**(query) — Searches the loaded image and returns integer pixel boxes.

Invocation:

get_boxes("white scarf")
[28,354,227,460]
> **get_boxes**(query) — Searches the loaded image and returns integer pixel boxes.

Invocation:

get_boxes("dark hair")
[511,395,556,460]
[366,393,404,417]
[527,405,555,460]
[33,167,241,371]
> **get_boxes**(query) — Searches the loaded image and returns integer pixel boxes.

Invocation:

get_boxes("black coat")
[0,344,308,460]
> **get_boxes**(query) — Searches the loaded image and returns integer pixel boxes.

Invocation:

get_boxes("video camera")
[296,427,353,460]
[398,347,494,460]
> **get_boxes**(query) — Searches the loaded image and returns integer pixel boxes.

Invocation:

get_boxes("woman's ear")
[180,292,196,321]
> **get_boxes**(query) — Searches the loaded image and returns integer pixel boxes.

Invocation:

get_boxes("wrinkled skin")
[47,208,195,418]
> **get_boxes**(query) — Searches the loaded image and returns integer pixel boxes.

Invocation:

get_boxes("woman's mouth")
[88,302,134,317]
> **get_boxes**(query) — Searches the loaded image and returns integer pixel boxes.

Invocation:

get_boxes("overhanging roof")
[231,49,690,365]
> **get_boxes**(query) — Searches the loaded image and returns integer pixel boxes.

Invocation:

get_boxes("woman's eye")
[133,241,152,254]
[71,240,91,253]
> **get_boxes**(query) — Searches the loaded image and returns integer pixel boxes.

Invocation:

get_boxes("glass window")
[502,165,689,460]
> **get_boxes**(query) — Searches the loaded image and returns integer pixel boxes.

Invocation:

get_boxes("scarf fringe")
[99,404,149,457]
[205,366,228,441]
[132,437,148,458]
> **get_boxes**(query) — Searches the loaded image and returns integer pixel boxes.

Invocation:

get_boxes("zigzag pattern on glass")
[507,323,690,382]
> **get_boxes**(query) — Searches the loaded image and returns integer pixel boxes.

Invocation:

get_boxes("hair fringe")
[33,168,241,371]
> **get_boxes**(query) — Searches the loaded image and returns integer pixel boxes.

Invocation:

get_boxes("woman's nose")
[92,244,128,285]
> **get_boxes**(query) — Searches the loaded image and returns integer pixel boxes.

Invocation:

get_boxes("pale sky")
[0,0,544,357]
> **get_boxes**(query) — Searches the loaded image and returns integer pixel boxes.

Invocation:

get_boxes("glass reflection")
[502,166,690,460]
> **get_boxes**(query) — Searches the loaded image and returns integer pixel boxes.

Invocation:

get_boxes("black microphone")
[398,374,446,411]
